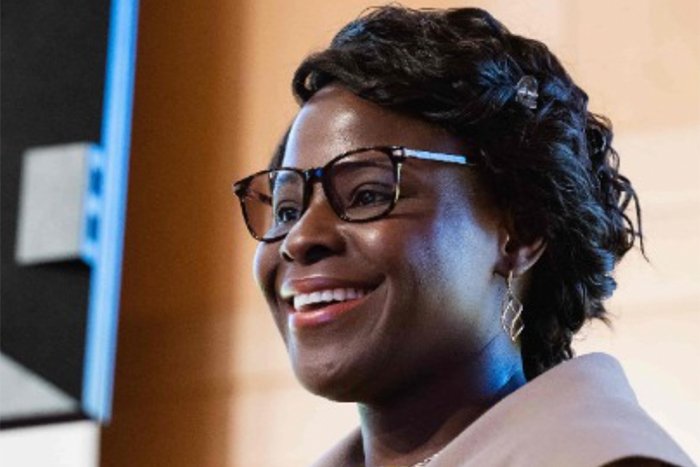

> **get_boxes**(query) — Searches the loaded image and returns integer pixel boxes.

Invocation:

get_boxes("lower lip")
[288,295,370,329]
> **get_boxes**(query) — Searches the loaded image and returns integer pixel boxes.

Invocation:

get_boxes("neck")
[356,334,526,467]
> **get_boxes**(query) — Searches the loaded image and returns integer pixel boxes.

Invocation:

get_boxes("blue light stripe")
[82,0,140,422]
[403,149,470,165]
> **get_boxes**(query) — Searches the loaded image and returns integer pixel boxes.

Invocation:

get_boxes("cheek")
[418,206,501,317]
[253,243,292,343]
[348,222,422,279]
[253,243,278,302]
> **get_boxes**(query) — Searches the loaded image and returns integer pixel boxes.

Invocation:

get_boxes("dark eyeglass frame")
[232,145,476,242]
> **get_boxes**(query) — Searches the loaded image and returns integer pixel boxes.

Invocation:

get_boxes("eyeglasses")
[232,145,476,242]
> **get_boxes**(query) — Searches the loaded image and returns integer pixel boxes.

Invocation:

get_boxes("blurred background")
[2,0,698,466]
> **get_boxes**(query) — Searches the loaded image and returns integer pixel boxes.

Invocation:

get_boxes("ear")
[494,225,547,278]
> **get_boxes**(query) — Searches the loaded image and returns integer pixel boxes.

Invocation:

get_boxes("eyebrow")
[249,189,272,206]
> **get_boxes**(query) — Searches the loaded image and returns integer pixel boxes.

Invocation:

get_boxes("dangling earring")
[501,271,524,342]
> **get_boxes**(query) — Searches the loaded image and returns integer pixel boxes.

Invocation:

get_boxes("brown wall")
[101,1,700,466]
[100,1,245,465]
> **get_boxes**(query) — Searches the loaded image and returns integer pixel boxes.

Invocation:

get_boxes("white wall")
[0,421,99,467]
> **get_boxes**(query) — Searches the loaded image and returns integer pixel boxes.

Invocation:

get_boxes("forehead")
[283,85,467,169]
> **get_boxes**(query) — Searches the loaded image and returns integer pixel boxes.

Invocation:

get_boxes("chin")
[290,352,378,402]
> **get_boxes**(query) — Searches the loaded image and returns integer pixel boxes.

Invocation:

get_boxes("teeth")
[293,288,368,310]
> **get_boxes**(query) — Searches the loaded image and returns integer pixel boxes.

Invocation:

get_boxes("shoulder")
[434,353,695,467]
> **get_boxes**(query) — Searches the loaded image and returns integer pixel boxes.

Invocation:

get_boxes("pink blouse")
[312,353,695,467]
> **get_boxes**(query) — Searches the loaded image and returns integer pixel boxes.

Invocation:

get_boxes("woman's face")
[253,85,509,402]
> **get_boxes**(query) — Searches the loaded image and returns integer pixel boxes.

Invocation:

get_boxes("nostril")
[280,242,336,265]
[281,248,294,262]
[303,244,336,265]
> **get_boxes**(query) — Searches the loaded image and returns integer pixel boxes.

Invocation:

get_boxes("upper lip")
[279,276,381,304]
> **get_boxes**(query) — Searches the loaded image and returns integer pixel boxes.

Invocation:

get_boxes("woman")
[233,6,694,467]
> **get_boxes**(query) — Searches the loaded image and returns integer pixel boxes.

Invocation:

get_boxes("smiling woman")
[233,6,694,467]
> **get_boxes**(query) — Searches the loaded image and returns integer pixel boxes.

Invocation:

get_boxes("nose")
[279,185,345,264]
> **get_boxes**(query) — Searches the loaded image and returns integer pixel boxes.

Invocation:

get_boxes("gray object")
[15,143,99,265]
[0,352,78,420]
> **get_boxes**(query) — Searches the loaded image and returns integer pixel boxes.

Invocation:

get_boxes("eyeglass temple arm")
[399,148,471,165]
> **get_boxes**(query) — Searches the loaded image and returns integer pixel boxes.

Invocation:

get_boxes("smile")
[279,278,381,329]
[293,288,370,312]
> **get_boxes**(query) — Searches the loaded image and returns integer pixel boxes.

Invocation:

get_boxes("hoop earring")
[501,271,524,342]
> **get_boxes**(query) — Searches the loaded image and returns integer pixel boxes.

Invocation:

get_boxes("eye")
[348,184,394,208]
[274,202,302,224]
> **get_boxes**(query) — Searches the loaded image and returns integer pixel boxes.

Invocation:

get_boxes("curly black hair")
[279,5,643,379]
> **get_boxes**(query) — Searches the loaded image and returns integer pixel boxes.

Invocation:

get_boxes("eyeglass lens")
[241,149,398,240]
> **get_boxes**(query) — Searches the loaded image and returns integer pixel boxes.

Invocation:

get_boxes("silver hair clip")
[514,75,538,110]
[586,126,608,156]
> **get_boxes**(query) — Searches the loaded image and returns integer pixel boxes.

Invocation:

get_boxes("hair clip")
[586,126,608,157]
[514,75,538,110]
